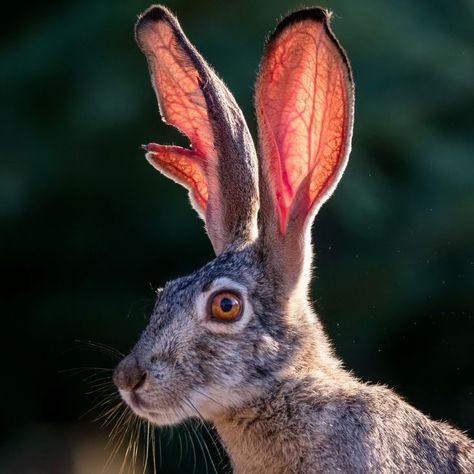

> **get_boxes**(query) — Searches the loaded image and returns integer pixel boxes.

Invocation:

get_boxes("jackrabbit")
[113,5,474,473]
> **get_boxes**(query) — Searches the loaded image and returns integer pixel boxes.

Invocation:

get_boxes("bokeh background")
[1,0,473,472]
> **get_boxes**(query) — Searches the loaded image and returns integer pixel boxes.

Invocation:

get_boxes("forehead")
[162,246,259,299]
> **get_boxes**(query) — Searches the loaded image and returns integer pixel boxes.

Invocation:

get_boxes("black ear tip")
[290,7,330,23]
[136,4,173,32]
[268,7,331,44]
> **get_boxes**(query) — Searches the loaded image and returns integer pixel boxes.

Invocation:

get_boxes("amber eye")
[210,291,242,321]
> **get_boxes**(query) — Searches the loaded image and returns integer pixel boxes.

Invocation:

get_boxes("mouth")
[119,389,187,426]
[129,391,151,411]
[120,389,152,417]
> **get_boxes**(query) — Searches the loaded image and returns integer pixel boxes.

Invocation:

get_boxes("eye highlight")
[209,291,242,322]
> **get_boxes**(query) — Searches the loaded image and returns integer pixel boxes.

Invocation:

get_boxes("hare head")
[113,5,354,426]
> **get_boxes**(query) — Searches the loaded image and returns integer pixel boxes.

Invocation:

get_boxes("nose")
[113,355,148,392]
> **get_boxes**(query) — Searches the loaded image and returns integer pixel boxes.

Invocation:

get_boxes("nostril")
[113,355,148,392]
[133,371,147,391]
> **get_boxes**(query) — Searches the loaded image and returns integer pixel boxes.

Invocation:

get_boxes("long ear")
[255,8,354,287]
[136,5,259,255]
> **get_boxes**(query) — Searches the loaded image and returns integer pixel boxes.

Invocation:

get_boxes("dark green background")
[1,0,473,472]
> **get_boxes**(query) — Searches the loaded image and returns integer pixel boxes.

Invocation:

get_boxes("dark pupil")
[220,297,234,312]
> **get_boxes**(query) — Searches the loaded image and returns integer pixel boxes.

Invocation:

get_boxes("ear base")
[136,5,259,255]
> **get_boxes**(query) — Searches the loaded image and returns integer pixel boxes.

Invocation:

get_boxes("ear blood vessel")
[113,4,474,473]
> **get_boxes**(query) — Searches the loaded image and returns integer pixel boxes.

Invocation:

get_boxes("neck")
[211,310,350,474]
[213,367,353,474]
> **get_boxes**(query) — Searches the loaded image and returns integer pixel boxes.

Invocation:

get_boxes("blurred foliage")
[0,0,473,472]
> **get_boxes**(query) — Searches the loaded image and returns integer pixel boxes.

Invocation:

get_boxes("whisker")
[100,404,126,430]
[74,339,125,359]
[116,412,136,469]
[183,422,190,458]
[93,401,122,425]
[142,421,151,474]
[106,410,128,449]
[177,426,183,467]
[185,398,224,472]
[190,419,213,474]
[191,387,227,410]
[132,417,142,473]
[183,421,197,474]
[109,408,130,438]
[65,345,152,474]
[102,408,131,474]
[85,378,115,392]
[59,366,114,375]
[85,380,115,392]
[151,424,157,474]
[119,414,138,474]
[158,424,163,471]
[81,392,117,420]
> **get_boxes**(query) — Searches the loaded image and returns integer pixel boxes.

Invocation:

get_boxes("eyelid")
[207,289,244,322]
[207,288,243,305]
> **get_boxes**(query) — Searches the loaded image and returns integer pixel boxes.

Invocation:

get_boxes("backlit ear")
[256,8,354,237]
[255,8,354,287]
[136,5,259,255]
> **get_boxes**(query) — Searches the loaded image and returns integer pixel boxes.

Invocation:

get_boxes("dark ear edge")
[287,8,354,236]
[267,6,354,102]
[135,5,208,96]
[135,4,260,255]
[136,4,169,25]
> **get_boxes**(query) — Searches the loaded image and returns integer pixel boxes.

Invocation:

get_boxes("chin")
[145,409,188,426]
[119,389,190,427]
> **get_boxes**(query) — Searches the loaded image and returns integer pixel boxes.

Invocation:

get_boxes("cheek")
[189,339,223,382]
[187,338,244,387]
[145,360,196,408]
[256,334,280,359]
[243,333,281,379]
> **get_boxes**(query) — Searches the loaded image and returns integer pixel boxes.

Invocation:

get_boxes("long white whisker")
[186,397,224,471]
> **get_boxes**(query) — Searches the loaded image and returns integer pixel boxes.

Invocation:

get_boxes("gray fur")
[113,5,474,473]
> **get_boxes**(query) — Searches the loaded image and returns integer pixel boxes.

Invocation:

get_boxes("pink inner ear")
[146,144,208,213]
[138,15,218,215]
[256,18,351,234]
